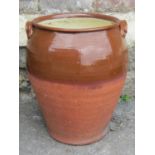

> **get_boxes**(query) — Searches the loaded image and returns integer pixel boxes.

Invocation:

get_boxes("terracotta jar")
[26,13,128,145]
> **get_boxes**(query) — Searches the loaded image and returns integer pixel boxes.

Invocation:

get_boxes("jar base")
[48,125,110,145]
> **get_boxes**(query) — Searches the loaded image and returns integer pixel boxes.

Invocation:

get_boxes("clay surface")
[29,73,125,145]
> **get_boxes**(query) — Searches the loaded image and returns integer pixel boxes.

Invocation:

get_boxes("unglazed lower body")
[29,73,125,145]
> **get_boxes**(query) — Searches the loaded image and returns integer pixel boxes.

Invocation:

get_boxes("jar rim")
[31,13,120,32]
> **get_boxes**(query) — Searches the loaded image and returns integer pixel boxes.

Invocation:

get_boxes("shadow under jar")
[26,13,128,145]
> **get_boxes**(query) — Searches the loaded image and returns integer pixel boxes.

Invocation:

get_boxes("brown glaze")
[26,13,128,145]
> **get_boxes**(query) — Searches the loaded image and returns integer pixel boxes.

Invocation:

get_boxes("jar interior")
[38,17,115,29]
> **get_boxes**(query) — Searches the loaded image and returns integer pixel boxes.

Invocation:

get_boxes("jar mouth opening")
[32,13,120,32]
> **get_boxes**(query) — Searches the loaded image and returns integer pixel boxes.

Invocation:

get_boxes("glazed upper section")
[27,30,128,83]
[26,13,128,84]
